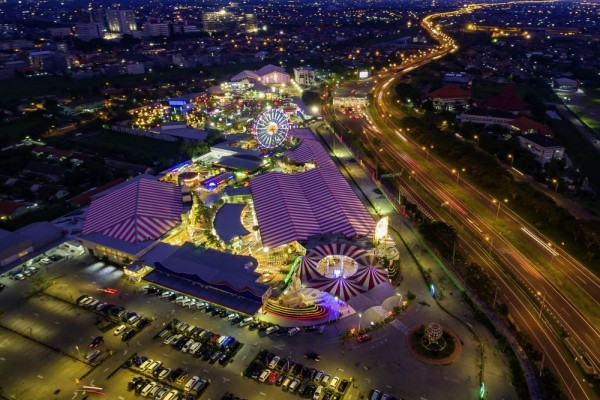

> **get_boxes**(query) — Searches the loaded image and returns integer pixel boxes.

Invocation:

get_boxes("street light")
[552,178,559,193]
[358,313,363,332]
[492,198,508,217]
[473,135,479,146]
[537,291,545,318]
[452,168,466,184]
[507,154,514,167]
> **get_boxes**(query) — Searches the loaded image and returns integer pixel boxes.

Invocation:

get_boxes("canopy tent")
[307,276,366,302]
[348,265,388,291]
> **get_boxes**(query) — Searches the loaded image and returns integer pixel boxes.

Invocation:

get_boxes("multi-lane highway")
[322,2,599,399]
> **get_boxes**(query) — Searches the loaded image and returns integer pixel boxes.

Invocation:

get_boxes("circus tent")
[307,276,366,301]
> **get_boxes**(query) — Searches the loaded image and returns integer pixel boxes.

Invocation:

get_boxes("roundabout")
[406,323,462,365]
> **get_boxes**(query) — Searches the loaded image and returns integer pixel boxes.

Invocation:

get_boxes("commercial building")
[75,23,103,41]
[231,64,290,85]
[0,222,63,267]
[143,19,171,37]
[294,66,316,86]
[202,10,238,33]
[79,176,183,264]
[140,243,270,315]
[106,9,137,34]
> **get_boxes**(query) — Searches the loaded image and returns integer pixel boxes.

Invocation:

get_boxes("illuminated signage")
[359,70,369,79]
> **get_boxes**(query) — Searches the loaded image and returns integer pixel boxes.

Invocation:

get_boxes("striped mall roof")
[251,168,375,248]
[285,139,335,169]
[82,178,182,243]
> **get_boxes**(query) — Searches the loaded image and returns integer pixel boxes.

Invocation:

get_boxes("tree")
[181,141,210,159]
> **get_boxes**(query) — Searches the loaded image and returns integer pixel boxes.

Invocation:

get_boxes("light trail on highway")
[322,1,599,399]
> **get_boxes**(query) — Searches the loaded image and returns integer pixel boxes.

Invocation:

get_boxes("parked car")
[113,324,127,336]
[265,326,279,335]
[288,327,301,336]
[89,336,104,348]
[357,333,372,343]
[268,356,280,369]
[85,349,101,361]
[329,376,340,390]
[258,369,271,383]
[304,352,321,362]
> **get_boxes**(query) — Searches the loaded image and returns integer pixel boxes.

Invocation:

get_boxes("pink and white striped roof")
[251,168,375,248]
[83,178,182,243]
[284,139,335,169]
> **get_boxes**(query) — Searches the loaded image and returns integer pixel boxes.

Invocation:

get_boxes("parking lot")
[0,248,516,400]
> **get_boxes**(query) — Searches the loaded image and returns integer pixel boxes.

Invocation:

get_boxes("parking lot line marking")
[37,375,43,379]
[386,385,392,389]
[0,357,5,361]
[259,392,266,396]
[118,397,125,400]
[34,313,39,317]
[72,392,78,399]
[54,321,60,325]
[103,367,109,372]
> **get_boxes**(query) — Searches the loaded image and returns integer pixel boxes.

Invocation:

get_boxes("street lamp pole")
[552,179,559,193]
[537,291,545,318]
[358,313,362,332]
[508,154,514,167]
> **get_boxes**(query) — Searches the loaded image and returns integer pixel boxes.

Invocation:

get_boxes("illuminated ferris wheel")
[252,109,290,149]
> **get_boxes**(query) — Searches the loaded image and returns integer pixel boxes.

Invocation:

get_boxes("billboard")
[359,70,369,79]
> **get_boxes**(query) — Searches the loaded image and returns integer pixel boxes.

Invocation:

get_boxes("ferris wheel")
[252,109,290,149]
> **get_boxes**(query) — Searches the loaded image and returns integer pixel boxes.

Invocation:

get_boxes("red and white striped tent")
[348,265,388,290]
[251,169,375,248]
[307,276,366,301]
[83,178,183,243]
[306,243,369,263]
[296,256,326,283]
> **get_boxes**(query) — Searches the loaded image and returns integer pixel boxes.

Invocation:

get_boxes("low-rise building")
[428,84,471,111]
[518,134,565,163]
[457,107,515,126]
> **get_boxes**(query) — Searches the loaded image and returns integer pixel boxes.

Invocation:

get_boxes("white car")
[158,368,171,380]
[185,376,200,390]
[268,356,280,369]
[329,376,340,390]
[163,390,179,400]
[258,369,271,383]
[113,324,127,336]
[313,386,324,400]
[140,382,156,397]
[139,359,153,371]
[147,360,162,373]
[321,374,330,386]
[181,339,194,353]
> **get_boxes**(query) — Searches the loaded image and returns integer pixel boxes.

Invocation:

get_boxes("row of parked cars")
[245,350,349,400]
[129,355,209,399]
[76,295,150,341]
[155,319,242,367]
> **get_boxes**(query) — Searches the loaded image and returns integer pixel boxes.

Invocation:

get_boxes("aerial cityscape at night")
[0,0,599,399]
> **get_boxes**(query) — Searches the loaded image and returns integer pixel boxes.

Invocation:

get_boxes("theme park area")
[71,63,409,329]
